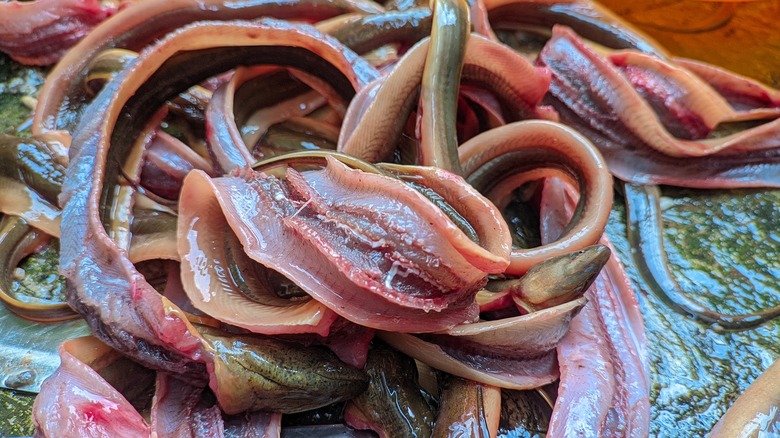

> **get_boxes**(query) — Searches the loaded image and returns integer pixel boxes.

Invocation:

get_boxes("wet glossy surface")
[3,2,780,435]
[0,307,89,394]
[607,191,780,436]
[594,2,780,434]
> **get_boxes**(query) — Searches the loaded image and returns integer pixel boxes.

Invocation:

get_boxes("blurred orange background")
[602,0,780,86]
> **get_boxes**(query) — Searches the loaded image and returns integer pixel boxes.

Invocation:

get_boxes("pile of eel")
[1,0,778,436]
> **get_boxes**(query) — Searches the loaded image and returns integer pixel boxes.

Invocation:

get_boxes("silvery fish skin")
[0,307,89,392]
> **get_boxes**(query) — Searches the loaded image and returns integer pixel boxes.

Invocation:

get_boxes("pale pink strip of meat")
[541,178,650,437]
[539,26,780,188]
[33,340,151,438]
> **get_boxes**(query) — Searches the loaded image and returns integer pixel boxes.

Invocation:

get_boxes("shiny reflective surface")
[2,1,780,436]
[0,307,89,393]
[607,191,780,436]
[593,2,780,435]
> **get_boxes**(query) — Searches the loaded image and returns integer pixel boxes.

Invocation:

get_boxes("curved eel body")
[60,18,378,384]
[459,121,613,274]
[32,0,384,138]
